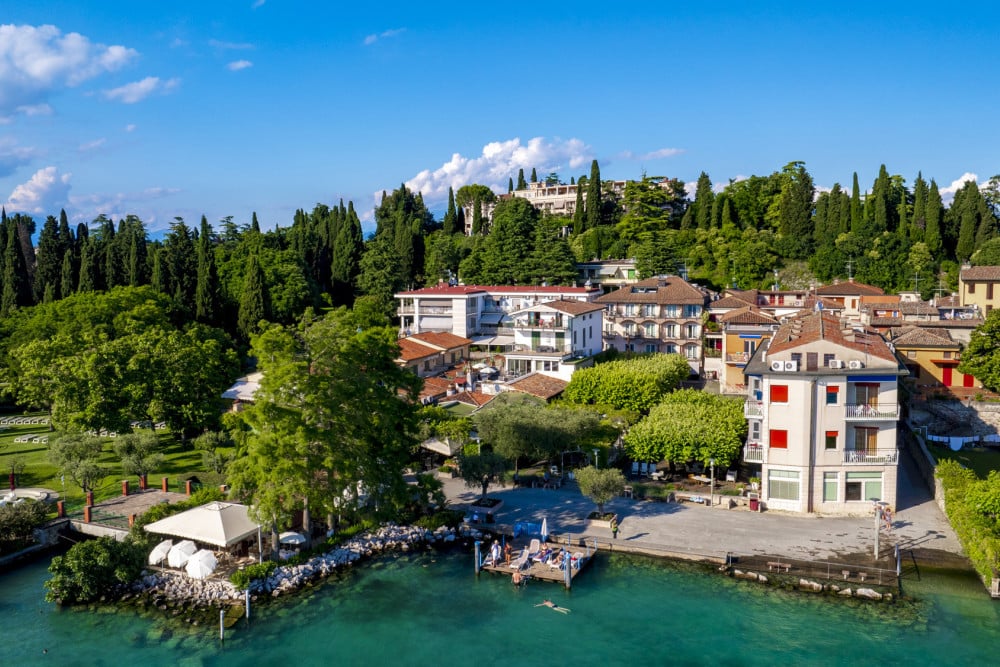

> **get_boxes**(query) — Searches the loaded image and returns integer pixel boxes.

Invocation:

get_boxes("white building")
[503,299,605,381]
[742,311,906,515]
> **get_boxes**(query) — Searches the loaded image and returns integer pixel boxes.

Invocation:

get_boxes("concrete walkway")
[441,448,966,570]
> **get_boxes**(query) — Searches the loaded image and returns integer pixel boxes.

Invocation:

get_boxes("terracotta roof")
[418,376,453,402]
[506,373,569,400]
[934,295,961,308]
[860,295,900,305]
[766,311,897,362]
[719,306,779,325]
[596,276,707,305]
[800,295,843,311]
[449,390,496,408]
[710,295,756,310]
[916,318,984,329]
[396,338,440,362]
[869,316,904,327]
[409,331,472,350]
[813,280,885,297]
[541,299,606,315]
[396,284,488,297]
[396,284,599,297]
[889,326,956,348]
[961,266,1000,281]
[898,301,939,316]
[860,302,902,314]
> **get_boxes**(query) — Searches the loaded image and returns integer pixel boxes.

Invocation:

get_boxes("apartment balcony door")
[853,427,878,455]
[854,382,879,408]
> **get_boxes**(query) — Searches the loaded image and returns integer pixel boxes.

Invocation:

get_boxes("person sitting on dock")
[512,571,524,586]
[535,599,570,614]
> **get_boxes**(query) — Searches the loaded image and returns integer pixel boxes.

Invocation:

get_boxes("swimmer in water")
[534,599,570,613]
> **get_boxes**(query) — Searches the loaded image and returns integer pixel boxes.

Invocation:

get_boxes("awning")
[419,316,453,329]
[144,502,261,548]
[479,312,504,324]
[420,437,464,457]
[471,335,515,347]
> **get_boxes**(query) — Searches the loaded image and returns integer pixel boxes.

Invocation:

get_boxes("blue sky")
[2,2,999,234]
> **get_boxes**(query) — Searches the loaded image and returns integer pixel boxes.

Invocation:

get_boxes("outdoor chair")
[631,462,639,478]
[726,470,737,483]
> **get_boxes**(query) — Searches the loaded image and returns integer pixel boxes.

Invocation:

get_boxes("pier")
[477,536,597,588]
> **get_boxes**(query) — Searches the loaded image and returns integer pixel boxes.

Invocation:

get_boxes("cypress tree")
[456,207,466,236]
[956,181,979,262]
[443,187,457,235]
[60,252,75,298]
[570,177,575,185]
[251,212,261,234]
[573,183,585,235]
[925,180,943,258]
[151,248,167,294]
[850,172,863,234]
[679,207,694,231]
[237,254,268,339]
[77,240,97,293]
[975,196,997,249]
[508,177,514,193]
[516,169,527,190]
[911,173,927,243]
[694,172,714,230]
[1,223,30,314]
[42,282,55,304]
[331,201,363,306]
[34,215,62,303]
[586,159,602,230]
[195,216,219,323]
[530,168,537,183]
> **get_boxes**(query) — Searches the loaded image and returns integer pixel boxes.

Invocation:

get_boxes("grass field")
[929,443,1000,479]
[0,415,220,506]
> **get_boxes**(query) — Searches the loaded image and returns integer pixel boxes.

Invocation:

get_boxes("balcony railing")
[845,404,899,420]
[417,306,453,315]
[398,304,415,314]
[512,319,566,330]
[743,442,765,463]
[744,401,764,418]
[844,449,899,464]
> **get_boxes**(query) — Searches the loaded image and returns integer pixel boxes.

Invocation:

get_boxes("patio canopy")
[144,501,261,548]
[420,436,464,457]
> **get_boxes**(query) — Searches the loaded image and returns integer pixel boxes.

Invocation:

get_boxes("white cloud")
[67,185,181,227]
[0,24,137,117]
[939,172,979,202]
[104,76,180,104]
[0,138,41,177]
[16,103,53,116]
[227,59,253,71]
[617,147,684,161]
[364,28,406,46]
[78,138,106,153]
[4,166,71,214]
[124,123,136,132]
[209,39,254,50]
[402,137,593,207]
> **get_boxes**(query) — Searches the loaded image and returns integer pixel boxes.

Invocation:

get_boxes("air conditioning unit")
[784,360,799,372]
[829,359,845,369]
[770,360,785,372]
[848,360,864,369]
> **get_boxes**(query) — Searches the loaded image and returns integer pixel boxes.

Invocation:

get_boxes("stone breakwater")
[131,523,488,606]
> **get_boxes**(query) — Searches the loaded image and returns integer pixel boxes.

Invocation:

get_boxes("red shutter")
[770,385,789,403]
[770,429,788,449]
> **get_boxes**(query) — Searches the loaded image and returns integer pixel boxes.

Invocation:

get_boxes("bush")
[414,509,465,531]
[0,499,49,556]
[229,561,277,590]
[936,459,1000,586]
[45,537,145,604]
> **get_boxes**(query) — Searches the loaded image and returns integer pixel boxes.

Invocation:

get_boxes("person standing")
[610,517,619,539]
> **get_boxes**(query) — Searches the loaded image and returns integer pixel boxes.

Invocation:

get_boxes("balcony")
[844,404,899,421]
[417,306,453,315]
[843,449,899,465]
[743,442,765,464]
[744,401,764,418]
[398,304,415,314]
[512,318,566,330]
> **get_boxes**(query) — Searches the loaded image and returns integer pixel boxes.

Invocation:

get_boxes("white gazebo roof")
[144,501,261,548]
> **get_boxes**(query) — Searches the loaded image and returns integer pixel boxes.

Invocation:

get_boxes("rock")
[838,588,853,596]
[798,579,823,593]
[855,588,882,600]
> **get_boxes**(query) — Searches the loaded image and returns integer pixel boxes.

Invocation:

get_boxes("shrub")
[0,499,49,556]
[229,560,278,590]
[414,509,464,531]
[45,537,145,604]
[936,459,1000,586]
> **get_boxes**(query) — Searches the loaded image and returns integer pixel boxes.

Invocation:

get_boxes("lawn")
[0,416,221,506]
[929,444,1000,479]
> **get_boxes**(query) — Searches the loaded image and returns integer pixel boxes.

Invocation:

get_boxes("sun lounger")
[510,549,530,570]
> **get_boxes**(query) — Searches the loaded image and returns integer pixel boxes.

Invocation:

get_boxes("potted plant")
[749,476,760,491]
[576,465,625,529]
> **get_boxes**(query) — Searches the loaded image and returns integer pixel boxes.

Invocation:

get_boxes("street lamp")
[593,449,599,470]
[709,458,715,507]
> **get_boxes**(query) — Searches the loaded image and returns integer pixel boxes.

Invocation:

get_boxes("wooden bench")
[767,561,791,572]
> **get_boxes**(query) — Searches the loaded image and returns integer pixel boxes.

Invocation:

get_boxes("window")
[623,322,636,337]
[625,343,635,352]
[645,344,657,353]
[750,421,761,440]
[685,345,699,359]
[989,283,994,300]
[685,305,701,318]
[769,429,788,448]
[823,353,835,367]
[855,383,880,407]
[685,323,699,338]
[968,281,976,294]
[541,361,560,372]
[623,304,638,317]
[770,385,789,403]
[663,324,677,338]
[641,304,658,317]
[826,386,839,405]
[744,339,757,355]
[806,352,818,371]
[664,343,677,354]
[664,305,680,318]
[768,469,799,500]
[853,427,879,454]
[791,352,802,365]
[943,351,952,359]
[825,431,838,450]
[823,472,839,502]
[845,472,882,502]
[644,322,657,338]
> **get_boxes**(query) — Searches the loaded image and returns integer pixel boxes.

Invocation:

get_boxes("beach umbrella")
[540,517,549,543]
[167,540,198,568]
[279,531,307,546]
[185,549,218,580]
[148,539,173,566]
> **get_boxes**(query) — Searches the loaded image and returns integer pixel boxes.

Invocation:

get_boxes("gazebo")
[144,501,262,556]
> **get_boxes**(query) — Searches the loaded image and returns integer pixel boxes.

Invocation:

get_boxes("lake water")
[3,549,998,666]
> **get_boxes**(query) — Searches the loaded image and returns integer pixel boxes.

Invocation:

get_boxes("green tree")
[457,451,508,499]
[465,197,539,284]
[194,216,220,323]
[971,238,1000,266]
[34,215,63,303]
[112,432,165,482]
[693,172,715,230]
[516,168,527,190]
[193,431,235,474]
[237,254,268,339]
[925,180,944,258]
[528,218,577,285]
[48,433,106,494]
[443,187,458,235]
[959,309,1000,392]
[563,354,691,414]
[575,466,625,515]
[45,537,145,604]
[585,160,602,230]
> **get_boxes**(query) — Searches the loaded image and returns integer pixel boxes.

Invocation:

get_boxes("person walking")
[610,517,619,539]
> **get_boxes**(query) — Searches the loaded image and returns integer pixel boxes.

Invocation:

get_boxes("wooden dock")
[478,540,595,587]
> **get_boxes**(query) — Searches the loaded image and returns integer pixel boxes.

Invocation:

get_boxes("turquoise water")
[3,550,999,666]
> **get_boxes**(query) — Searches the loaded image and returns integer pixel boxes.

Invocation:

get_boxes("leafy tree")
[971,238,1000,266]
[528,218,577,285]
[113,432,164,481]
[45,536,145,604]
[774,161,815,258]
[464,197,539,284]
[0,499,48,556]
[457,451,508,499]
[48,433,106,494]
[193,431,235,474]
[623,390,746,467]
[472,393,546,472]
[443,187,458,235]
[959,309,1000,392]
[563,354,691,414]
[575,466,625,515]
[585,160,602,230]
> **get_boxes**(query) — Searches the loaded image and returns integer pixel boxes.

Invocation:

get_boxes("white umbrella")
[540,517,549,543]
[148,539,173,566]
[279,531,307,546]
[472,362,487,370]
[482,367,498,375]
[185,549,218,580]
[167,539,198,568]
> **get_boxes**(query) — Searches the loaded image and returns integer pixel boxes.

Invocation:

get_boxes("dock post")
[474,540,482,575]
[220,608,225,643]
[564,557,571,589]
[245,589,250,622]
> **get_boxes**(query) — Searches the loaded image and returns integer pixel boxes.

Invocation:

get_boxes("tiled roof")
[396,338,439,362]
[719,306,779,325]
[409,331,472,350]
[542,299,606,315]
[449,390,496,408]
[961,266,1000,281]
[860,295,900,305]
[890,326,956,348]
[800,295,843,311]
[869,316,904,327]
[710,295,756,310]
[506,373,569,400]
[766,311,897,362]
[860,302,902,313]
[899,301,939,316]
[418,376,453,402]
[934,295,961,308]
[596,276,707,305]
[917,318,984,329]
[396,284,488,297]
[813,280,886,297]
[396,284,599,297]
